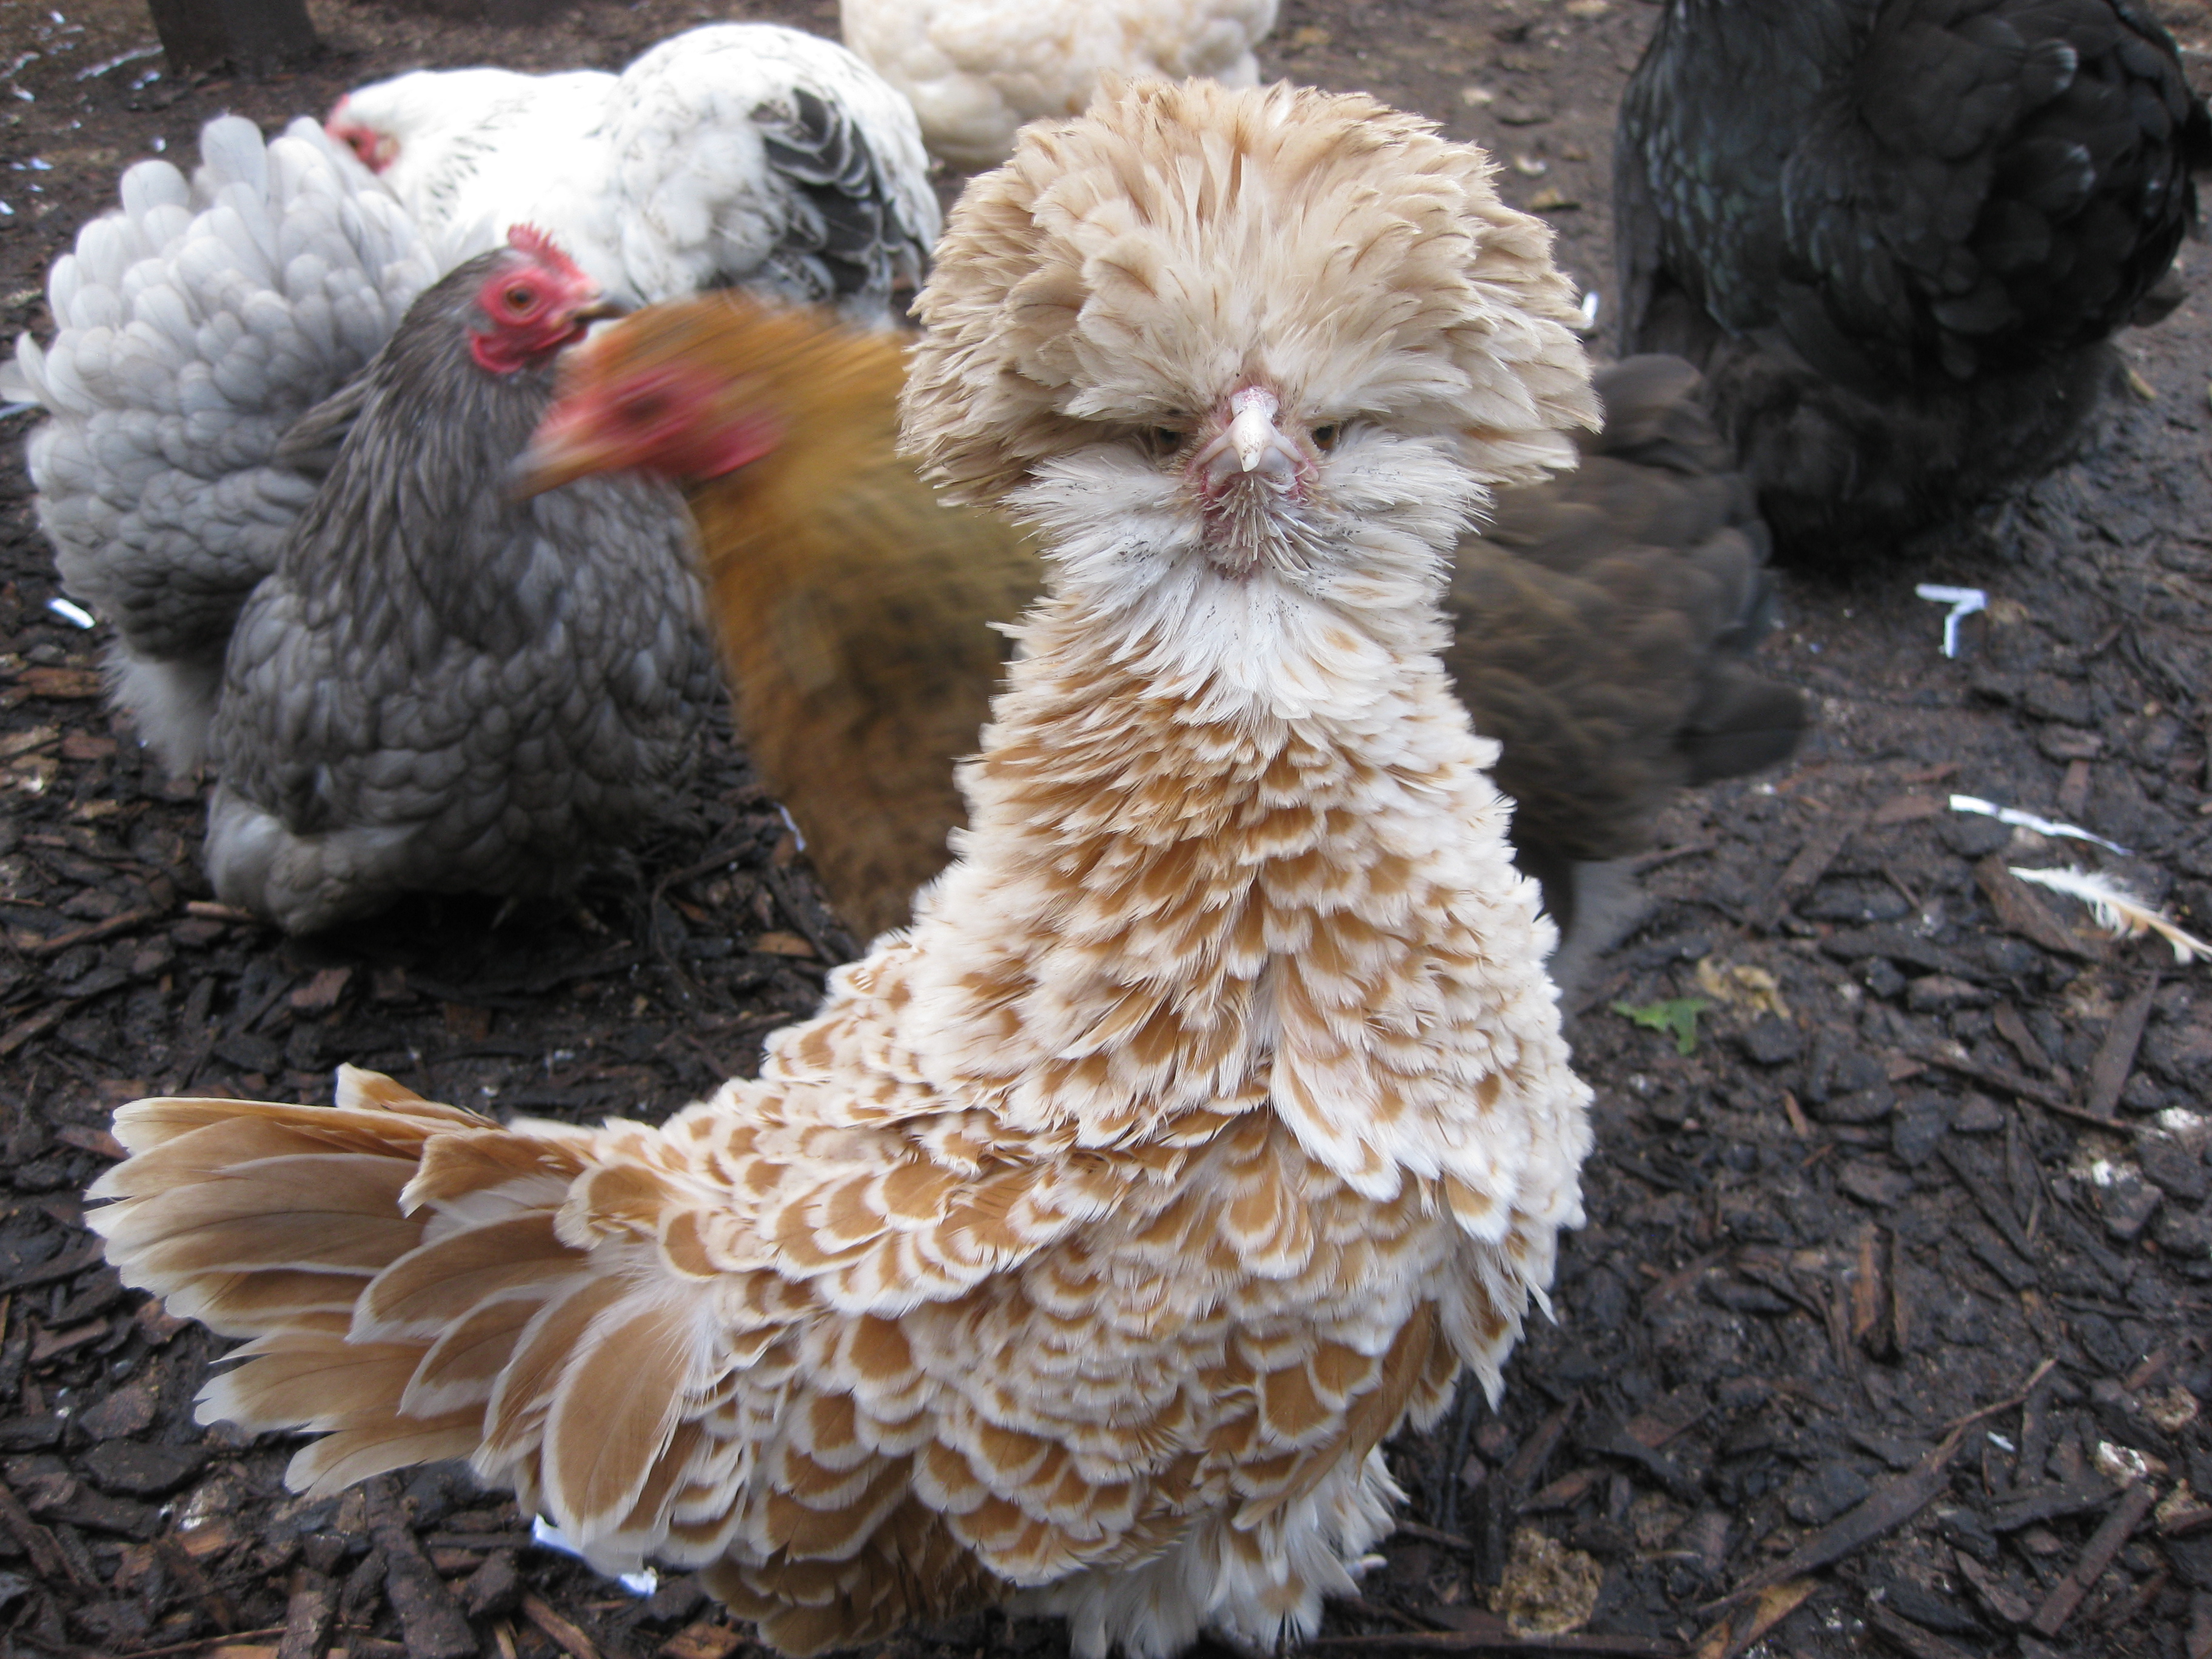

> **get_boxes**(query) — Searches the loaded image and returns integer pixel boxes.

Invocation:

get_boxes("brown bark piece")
[1952,1553,2035,1626]
[366,1481,477,1659]
[1757,810,1866,928]
[276,1569,337,1659]
[2084,977,2157,1119]
[2028,1480,2158,1637]
[1975,857,2106,960]
[1864,1603,1977,1659]
[522,1596,603,1659]
[0,1473,81,1586]
[1722,1430,1963,1603]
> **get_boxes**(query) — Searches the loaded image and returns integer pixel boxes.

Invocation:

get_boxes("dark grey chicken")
[203,230,719,934]
[1616,0,2210,556]
[1448,354,1806,946]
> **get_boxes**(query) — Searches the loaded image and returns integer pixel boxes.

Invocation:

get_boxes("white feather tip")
[2009,865,2212,964]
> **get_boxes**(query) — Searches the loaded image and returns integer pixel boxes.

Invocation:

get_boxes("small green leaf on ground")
[1611,997,1709,1056]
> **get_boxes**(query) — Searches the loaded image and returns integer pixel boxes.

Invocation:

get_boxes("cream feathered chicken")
[842,0,1277,169]
[89,81,1595,1657]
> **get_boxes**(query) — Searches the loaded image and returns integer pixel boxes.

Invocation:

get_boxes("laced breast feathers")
[92,77,1597,1659]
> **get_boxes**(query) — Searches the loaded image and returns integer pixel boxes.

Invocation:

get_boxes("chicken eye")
[1312,423,1340,451]
[503,285,539,314]
[1139,425,1186,458]
[617,389,668,427]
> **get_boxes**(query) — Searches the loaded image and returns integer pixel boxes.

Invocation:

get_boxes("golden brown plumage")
[92,79,1595,1658]
[525,302,1802,952]
[525,301,1039,942]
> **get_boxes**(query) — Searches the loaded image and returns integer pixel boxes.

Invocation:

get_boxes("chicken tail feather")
[90,1069,733,1575]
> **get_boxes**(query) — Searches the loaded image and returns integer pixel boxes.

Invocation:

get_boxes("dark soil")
[2,2,2211,1658]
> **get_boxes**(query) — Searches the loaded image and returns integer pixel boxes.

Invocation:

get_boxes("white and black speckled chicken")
[1616,0,2211,557]
[325,22,939,322]
[201,230,716,934]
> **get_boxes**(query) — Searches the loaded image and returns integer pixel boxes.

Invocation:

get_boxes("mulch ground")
[0,2,2209,1657]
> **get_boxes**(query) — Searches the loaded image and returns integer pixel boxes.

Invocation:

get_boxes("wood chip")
[0,726,60,761]
[751,930,816,958]
[1717,1430,1964,1604]
[1689,1580,1817,1659]
[1758,810,1866,929]
[522,1596,602,1659]
[13,903,164,957]
[276,1569,336,1659]
[366,1481,475,1659]
[2085,976,2157,1119]
[1909,1045,2119,1127]
[55,1122,127,1160]
[1851,1225,1886,1353]
[2028,1480,2159,1636]
[0,1000,73,1058]
[1863,1603,1976,1659]
[29,1319,109,1362]
[659,1626,743,1659]
[1989,1477,2120,1532]
[1871,794,1944,826]
[1526,1467,1604,1511]
[18,666,105,699]
[1993,1004,2053,1073]
[1976,857,2106,960]
[1502,1396,1579,1489]
[1305,1623,1680,1655]
[60,729,116,760]
[1953,1553,2035,1626]
[288,967,353,1013]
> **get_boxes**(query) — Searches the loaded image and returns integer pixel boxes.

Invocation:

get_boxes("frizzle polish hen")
[519,295,1803,957]
[1615,0,2212,557]
[89,81,1595,1657]
[201,229,717,934]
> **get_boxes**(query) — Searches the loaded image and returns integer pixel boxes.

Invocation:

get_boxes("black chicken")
[1616,0,2211,557]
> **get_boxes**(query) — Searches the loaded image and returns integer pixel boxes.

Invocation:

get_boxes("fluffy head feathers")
[901,78,1598,511]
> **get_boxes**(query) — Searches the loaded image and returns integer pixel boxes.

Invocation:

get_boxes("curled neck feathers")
[880,430,1580,1205]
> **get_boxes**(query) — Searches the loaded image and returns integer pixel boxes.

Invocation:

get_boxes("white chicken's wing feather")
[588,24,939,319]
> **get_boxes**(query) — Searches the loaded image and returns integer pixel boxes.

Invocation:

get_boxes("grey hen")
[1616,0,2210,557]
[203,231,717,934]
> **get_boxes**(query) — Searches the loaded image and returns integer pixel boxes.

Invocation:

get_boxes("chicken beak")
[1228,387,1279,472]
[510,400,612,500]
[1196,386,1303,491]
